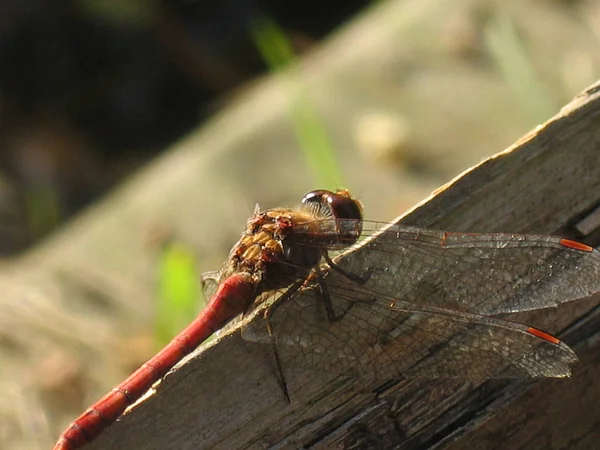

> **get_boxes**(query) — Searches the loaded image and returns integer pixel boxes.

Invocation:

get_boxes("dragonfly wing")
[334,224,600,315]
[268,283,577,380]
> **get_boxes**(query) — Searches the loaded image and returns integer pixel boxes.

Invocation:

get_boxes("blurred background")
[0,0,599,448]
[0,0,376,255]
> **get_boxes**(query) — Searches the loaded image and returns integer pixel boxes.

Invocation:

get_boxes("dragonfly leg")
[324,252,371,284]
[264,310,291,404]
[313,266,358,322]
[262,278,306,404]
[260,257,369,401]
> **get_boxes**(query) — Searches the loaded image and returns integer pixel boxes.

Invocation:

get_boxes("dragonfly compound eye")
[301,189,363,246]
[301,189,363,221]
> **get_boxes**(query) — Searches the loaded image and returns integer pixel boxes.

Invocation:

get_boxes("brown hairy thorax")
[222,206,326,294]
[219,189,364,302]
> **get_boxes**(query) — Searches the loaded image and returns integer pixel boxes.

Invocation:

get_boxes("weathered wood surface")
[86,82,600,449]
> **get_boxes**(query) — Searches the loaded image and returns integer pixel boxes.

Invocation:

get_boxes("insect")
[54,189,600,449]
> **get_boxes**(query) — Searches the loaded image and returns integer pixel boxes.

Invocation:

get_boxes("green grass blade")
[154,240,204,348]
[250,15,344,189]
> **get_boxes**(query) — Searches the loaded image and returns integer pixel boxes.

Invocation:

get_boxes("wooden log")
[86,82,600,450]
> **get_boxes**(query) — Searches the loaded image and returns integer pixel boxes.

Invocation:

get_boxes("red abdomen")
[53,273,256,449]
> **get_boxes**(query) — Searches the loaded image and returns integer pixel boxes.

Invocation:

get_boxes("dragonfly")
[53,189,600,449]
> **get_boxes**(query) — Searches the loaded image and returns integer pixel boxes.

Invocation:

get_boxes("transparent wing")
[292,220,600,315]
[256,281,577,380]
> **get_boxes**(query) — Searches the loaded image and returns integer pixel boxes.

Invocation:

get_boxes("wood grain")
[88,81,600,450]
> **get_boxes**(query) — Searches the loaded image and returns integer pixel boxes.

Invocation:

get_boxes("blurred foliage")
[0,0,368,254]
[484,11,558,123]
[155,240,203,348]
[251,15,344,189]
